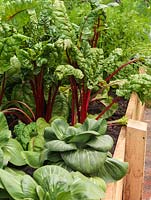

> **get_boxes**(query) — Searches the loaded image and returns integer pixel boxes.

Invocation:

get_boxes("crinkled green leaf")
[36,118,49,136]
[61,149,107,174]
[52,94,69,120]
[55,64,84,80]
[28,135,45,152]
[87,135,114,152]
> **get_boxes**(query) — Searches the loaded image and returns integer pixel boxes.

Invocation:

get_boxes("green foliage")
[41,117,128,181]
[116,74,151,102]
[14,121,37,150]
[100,0,151,58]
[0,165,106,200]
[0,112,26,167]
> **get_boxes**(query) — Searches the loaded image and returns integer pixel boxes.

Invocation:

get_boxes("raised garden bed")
[104,92,147,200]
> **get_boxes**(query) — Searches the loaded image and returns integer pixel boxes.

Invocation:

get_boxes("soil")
[107,97,128,153]
[88,93,128,154]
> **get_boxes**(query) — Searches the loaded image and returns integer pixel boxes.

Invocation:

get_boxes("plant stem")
[105,58,139,83]
[45,83,60,122]
[6,100,36,121]
[70,77,78,125]
[3,107,33,123]
[30,65,45,119]
[95,97,120,120]
[80,86,91,123]
[0,73,6,105]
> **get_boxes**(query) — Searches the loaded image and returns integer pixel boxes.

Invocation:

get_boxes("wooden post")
[123,119,147,200]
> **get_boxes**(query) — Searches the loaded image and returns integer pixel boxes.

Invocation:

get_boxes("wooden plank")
[104,91,146,200]
[126,93,138,119]
[123,119,147,200]
[103,127,126,200]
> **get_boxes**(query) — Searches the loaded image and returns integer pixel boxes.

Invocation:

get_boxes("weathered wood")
[104,92,146,200]
[123,119,147,200]
[103,127,126,200]
[126,93,145,121]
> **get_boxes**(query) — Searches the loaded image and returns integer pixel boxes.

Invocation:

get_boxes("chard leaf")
[87,135,114,152]
[28,135,45,152]
[55,64,84,80]
[45,140,77,152]
[61,149,107,174]
[3,138,26,166]
[52,94,69,120]
[98,158,128,183]
[36,118,50,135]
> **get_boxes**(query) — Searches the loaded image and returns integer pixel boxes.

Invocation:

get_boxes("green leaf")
[22,151,42,168]
[21,175,38,199]
[50,119,69,140]
[3,138,26,166]
[55,64,84,80]
[67,130,100,143]
[28,135,45,152]
[0,112,9,131]
[45,140,77,152]
[0,148,4,168]
[0,169,25,199]
[89,177,106,192]
[52,94,69,120]
[36,118,50,136]
[34,165,73,196]
[71,175,105,200]
[79,118,107,135]
[44,127,57,141]
[98,158,128,183]
[36,185,45,200]
[87,135,114,152]
[61,149,107,174]
[0,130,11,148]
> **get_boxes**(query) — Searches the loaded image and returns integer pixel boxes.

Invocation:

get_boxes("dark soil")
[107,97,128,153]
[88,94,128,154]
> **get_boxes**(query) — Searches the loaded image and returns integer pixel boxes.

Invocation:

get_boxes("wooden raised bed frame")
[103,93,147,200]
